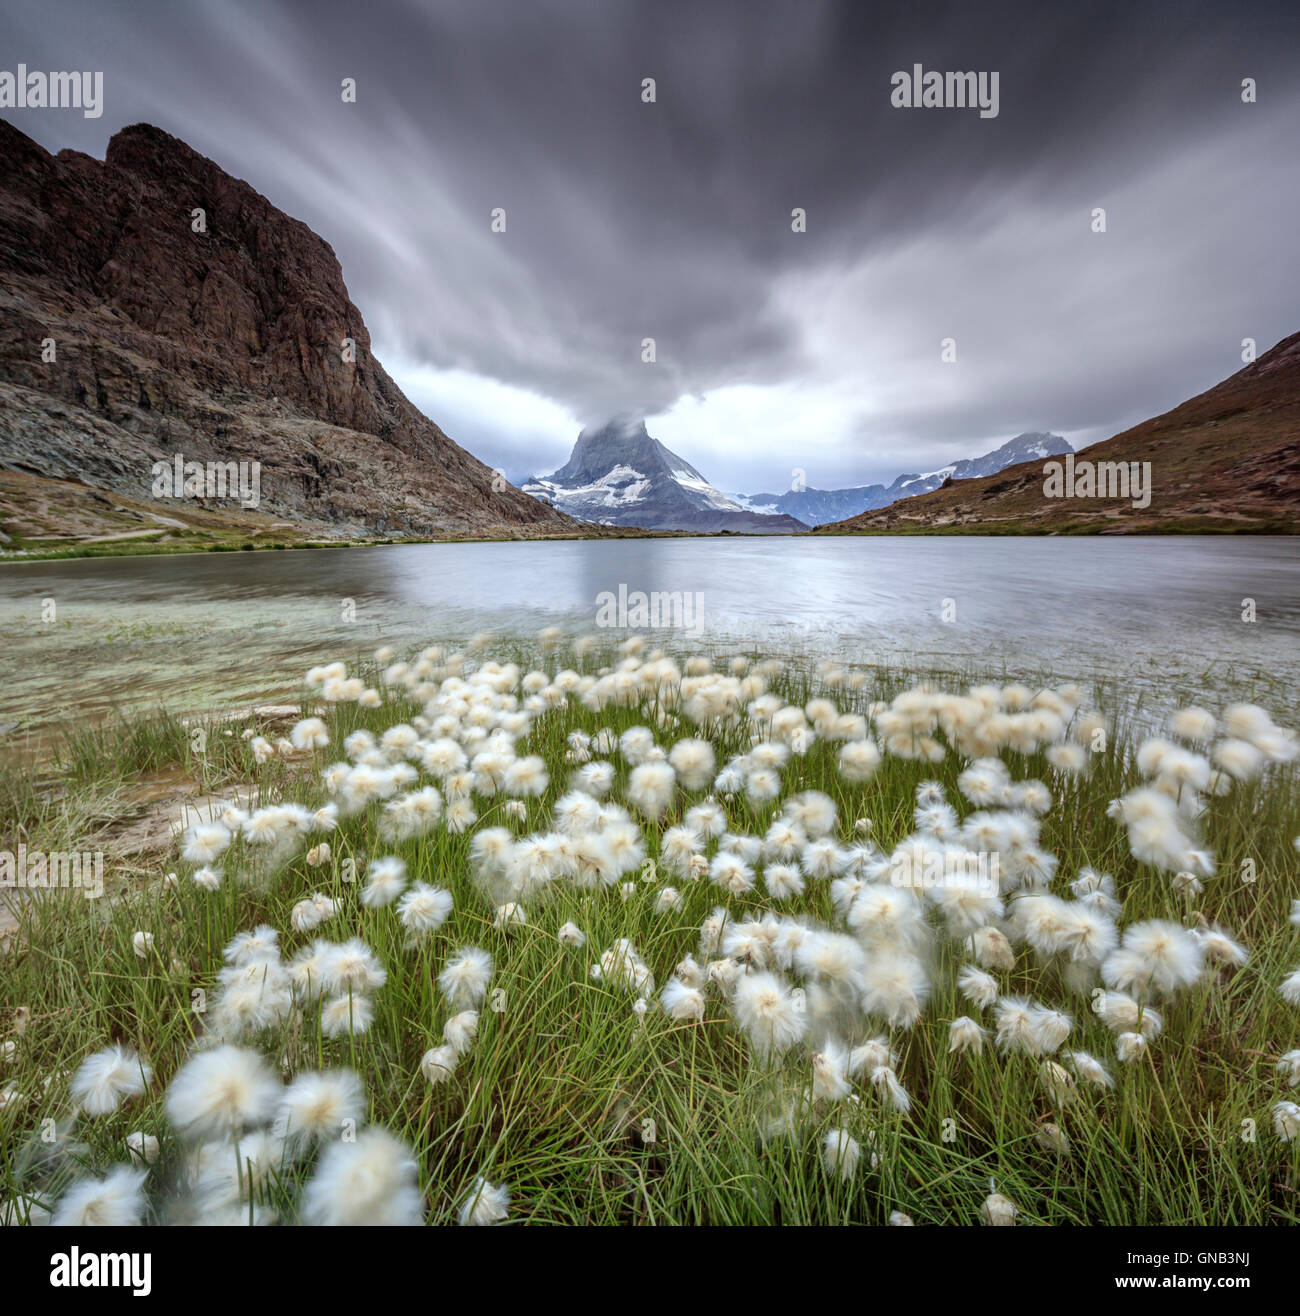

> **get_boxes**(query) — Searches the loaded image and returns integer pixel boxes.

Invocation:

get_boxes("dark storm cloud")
[3,0,1298,488]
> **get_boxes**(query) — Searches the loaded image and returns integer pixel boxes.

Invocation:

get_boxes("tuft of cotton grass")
[811,1039,854,1101]
[1276,1051,1300,1087]
[165,1044,280,1141]
[731,971,808,1061]
[948,1016,989,1056]
[321,993,374,1038]
[443,1010,480,1056]
[361,856,408,908]
[421,1044,459,1084]
[1067,1050,1115,1088]
[300,1127,424,1226]
[823,1128,861,1181]
[277,1069,365,1155]
[438,947,494,1008]
[51,1165,148,1227]
[870,1065,911,1113]
[1273,1101,1300,1142]
[458,1175,511,1225]
[1102,919,1204,998]
[980,1189,1018,1226]
[70,1044,153,1117]
[125,1131,160,1164]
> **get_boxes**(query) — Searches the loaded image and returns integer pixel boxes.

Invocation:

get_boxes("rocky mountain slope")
[525,419,807,532]
[814,334,1300,534]
[740,432,1073,526]
[0,120,576,543]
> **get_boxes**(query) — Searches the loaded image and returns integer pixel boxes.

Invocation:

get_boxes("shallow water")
[0,536,1296,739]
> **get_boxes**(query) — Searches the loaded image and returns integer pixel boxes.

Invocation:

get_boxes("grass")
[1,637,1298,1225]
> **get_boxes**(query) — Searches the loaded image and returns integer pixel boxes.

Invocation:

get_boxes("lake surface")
[0,536,1296,739]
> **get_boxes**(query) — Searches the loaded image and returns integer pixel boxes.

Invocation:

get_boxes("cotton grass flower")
[278,1069,366,1153]
[860,951,929,1028]
[165,1045,280,1140]
[70,1045,153,1116]
[966,926,1016,972]
[439,947,494,1008]
[557,922,586,948]
[980,1190,1018,1226]
[320,939,388,995]
[628,761,676,820]
[443,1010,480,1056]
[290,892,339,933]
[224,924,279,966]
[949,1016,989,1056]
[669,738,716,791]
[660,977,706,1022]
[397,883,454,937]
[321,993,374,1038]
[420,1044,459,1084]
[493,902,527,932]
[1067,1050,1115,1088]
[1193,924,1249,969]
[1116,1031,1148,1063]
[192,865,222,890]
[823,1128,861,1181]
[731,971,807,1062]
[181,821,231,865]
[300,1127,424,1226]
[1273,1101,1300,1142]
[51,1165,148,1227]
[290,717,330,751]
[459,1176,510,1226]
[1039,1060,1076,1105]
[871,1065,911,1113]
[1102,919,1204,998]
[125,1131,160,1164]
[361,856,408,908]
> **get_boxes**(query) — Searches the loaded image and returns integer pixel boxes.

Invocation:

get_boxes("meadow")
[2,633,1299,1226]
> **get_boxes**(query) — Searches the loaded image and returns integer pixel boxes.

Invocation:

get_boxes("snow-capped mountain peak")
[524,419,806,532]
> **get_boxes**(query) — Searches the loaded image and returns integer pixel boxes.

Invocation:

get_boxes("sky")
[3,0,1299,491]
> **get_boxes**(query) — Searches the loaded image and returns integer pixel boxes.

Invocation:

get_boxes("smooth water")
[0,536,1296,736]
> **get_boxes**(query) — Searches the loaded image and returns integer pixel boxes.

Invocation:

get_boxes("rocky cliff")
[0,120,575,541]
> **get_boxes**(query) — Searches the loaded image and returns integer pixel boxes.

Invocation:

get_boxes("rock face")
[525,418,808,533]
[741,432,1074,526]
[815,334,1300,534]
[0,120,574,538]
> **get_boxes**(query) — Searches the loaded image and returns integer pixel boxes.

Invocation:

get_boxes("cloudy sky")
[4,0,1299,491]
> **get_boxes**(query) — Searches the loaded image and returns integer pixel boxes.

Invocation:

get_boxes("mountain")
[0,121,576,545]
[524,419,807,533]
[814,334,1300,534]
[740,432,1074,526]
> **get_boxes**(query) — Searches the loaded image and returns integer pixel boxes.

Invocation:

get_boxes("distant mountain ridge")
[812,334,1300,534]
[739,432,1074,525]
[524,419,807,533]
